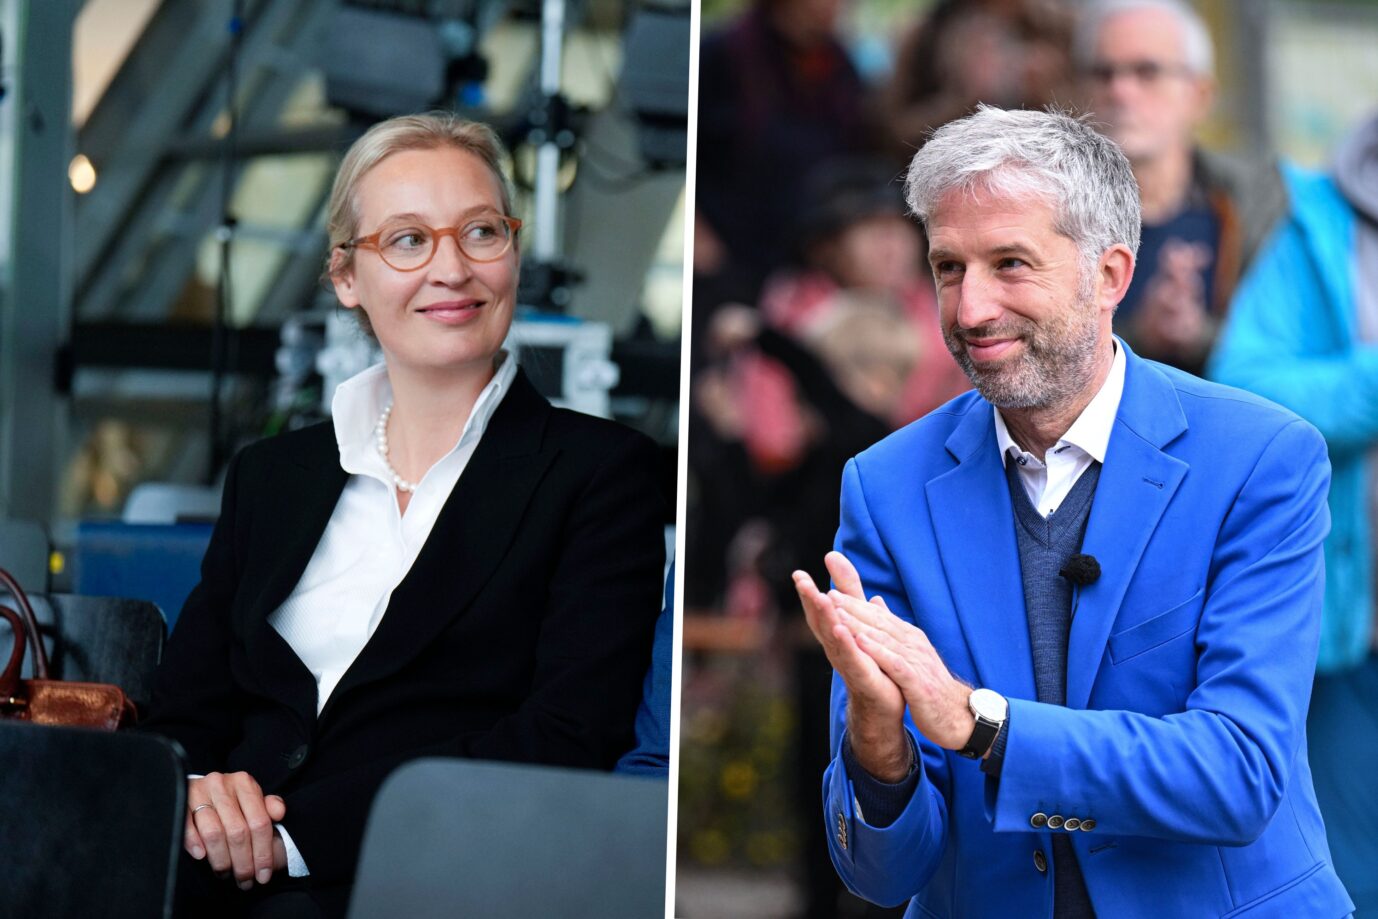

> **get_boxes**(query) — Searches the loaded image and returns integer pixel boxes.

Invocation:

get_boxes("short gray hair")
[904,105,1141,267]
[1074,0,1215,76]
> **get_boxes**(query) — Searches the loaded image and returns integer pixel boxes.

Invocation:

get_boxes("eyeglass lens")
[1088,60,1184,85]
[376,216,513,269]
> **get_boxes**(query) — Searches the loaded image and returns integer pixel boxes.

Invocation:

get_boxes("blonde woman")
[144,113,666,918]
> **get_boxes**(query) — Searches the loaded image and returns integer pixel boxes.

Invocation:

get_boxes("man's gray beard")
[943,286,1101,411]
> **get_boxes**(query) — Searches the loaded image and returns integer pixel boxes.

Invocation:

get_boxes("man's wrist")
[959,688,1008,759]
[847,719,913,783]
[846,695,911,774]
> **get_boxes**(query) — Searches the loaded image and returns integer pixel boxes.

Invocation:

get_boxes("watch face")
[969,688,1008,722]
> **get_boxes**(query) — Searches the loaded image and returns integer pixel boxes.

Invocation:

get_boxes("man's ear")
[1189,74,1216,126]
[1098,244,1135,314]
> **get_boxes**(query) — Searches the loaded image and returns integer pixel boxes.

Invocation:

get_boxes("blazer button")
[1030,812,1048,829]
[1079,818,1096,832]
[287,744,309,769]
[836,811,848,850]
[1033,850,1048,873]
[1063,817,1081,831]
[1046,814,1065,830]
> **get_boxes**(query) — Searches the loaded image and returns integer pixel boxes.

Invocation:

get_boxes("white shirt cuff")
[275,823,310,877]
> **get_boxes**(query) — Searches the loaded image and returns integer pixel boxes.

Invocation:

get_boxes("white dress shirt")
[264,351,517,875]
[994,341,1126,518]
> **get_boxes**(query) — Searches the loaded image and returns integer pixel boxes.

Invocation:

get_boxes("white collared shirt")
[269,351,517,713]
[263,352,516,876]
[994,341,1126,518]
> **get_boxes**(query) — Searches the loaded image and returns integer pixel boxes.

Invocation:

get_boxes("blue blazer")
[823,344,1353,918]
[615,560,674,776]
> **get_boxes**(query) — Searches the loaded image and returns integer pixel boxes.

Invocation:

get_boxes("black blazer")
[144,370,666,902]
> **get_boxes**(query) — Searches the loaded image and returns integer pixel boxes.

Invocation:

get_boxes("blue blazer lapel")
[926,402,1037,703]
[1066,348,1189,710]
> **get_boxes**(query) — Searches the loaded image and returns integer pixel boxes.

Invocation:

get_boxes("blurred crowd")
[681,0,1378,916]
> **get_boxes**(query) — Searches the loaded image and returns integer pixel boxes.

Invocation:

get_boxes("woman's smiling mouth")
[417,299,485,323]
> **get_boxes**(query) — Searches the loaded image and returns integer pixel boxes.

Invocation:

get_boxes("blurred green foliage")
[679,655,801,869]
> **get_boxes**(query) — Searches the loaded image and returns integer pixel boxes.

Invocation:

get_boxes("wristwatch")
[958,688,1008,759]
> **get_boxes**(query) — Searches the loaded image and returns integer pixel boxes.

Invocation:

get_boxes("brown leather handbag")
[0,568,136,731]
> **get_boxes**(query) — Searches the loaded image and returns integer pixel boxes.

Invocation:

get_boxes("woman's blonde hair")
[325,111,517,280]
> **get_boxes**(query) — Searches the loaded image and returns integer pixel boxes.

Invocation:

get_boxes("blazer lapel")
[243,426,350,725]
[326,371,556,706]
[1065,349,1189,710]
[926,402,1038,703]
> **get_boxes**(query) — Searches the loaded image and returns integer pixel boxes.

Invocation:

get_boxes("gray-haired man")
[1077,0,1286,374]
[794,106,1351,917]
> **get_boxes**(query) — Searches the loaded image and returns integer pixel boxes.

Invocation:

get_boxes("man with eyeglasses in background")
[1077,0,1287,375]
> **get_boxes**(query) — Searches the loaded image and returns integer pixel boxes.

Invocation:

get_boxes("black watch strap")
[958,714,999,760]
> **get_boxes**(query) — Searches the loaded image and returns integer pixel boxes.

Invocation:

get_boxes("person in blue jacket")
[1208,121,1377,676]
[1208,110,1378,914]
[616,561,675,777]
[793,105,1352,918]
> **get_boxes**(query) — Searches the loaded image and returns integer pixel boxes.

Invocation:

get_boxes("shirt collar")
[994,338,1126,467]
[331,350,518,477]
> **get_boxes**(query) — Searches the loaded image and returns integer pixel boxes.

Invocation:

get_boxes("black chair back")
[348,759,668,919]
[0,592,166,712]
[0,722,185,919]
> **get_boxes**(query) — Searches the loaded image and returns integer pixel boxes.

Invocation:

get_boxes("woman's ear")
[329,248,361,309]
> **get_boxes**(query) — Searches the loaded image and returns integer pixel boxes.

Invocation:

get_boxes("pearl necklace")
[374,403,419,493]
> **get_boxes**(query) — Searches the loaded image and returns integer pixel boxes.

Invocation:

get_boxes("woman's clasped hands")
[185,772,289,891]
